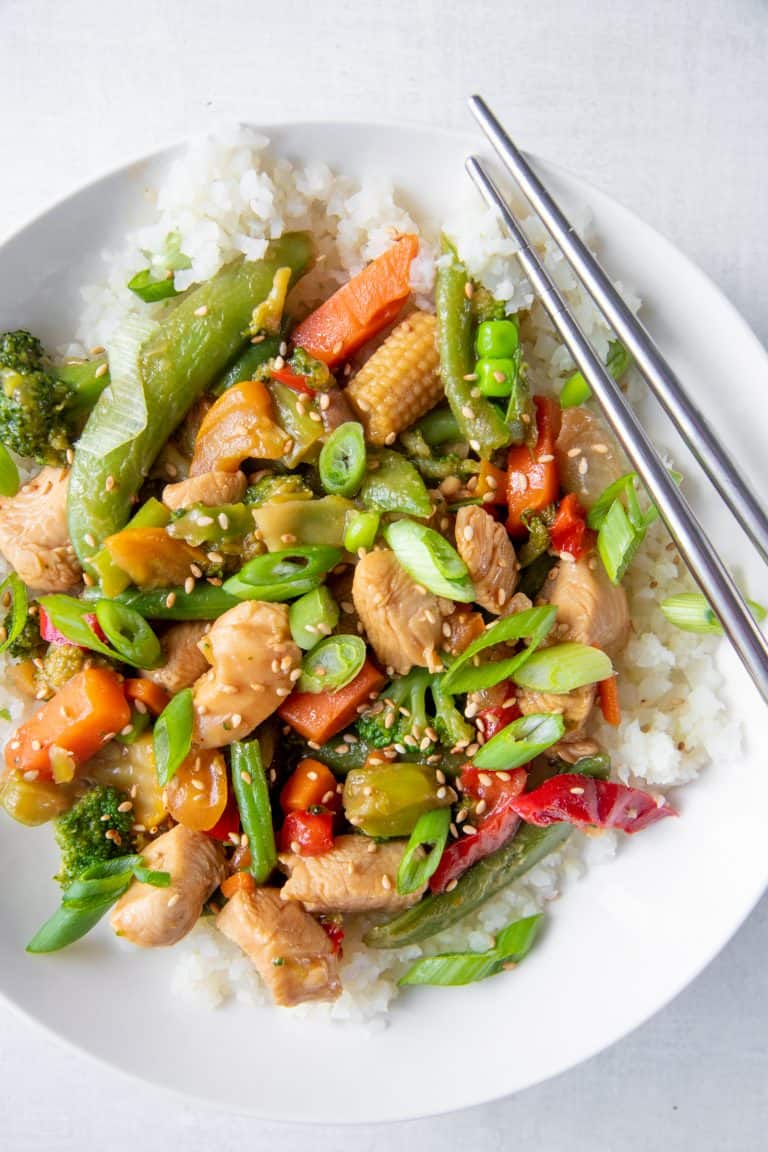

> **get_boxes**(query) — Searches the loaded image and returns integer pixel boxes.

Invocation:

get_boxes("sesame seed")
[381,874,392,890]
[493,370,507,384]
[567,447,582,458]
[463,372,478,382]
[84,533,96,548]
[309,411,322,423]
[445,878,459,892]
[190,564,203,578]
[463,525,474,541]
[319,393,330,411]
[464,281,474,299]
[436,786,447,800]
[197,515,214,527]
[117,800,133,813]
[105,475,116,492]
[280,533,297,545]
[592,443,608,454]
[469,438,481,453]
[570,786,585,795]
[240,770,253,785]
[231,713,242,727]
[167,893,181,908]
[384,432,397,445]
[90,345,105,356]
[165,592,177,609]
[461,405,476,420]
[218,512,229,530]
[538,453,555,463]
[462,824,477,836]
[165,462,178,478]
[194,305,209,318]
[94,362,108,379]
[30,739,41,752]
[120,724,134,736]
[207,551,224,565]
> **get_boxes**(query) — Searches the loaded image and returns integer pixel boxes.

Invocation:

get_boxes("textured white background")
[1,0,767,1147]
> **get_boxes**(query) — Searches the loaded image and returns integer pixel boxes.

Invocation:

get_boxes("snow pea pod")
[364,822,571,948]
[436,238,510,459]
[68,233,313,573]
[110,584,240,620]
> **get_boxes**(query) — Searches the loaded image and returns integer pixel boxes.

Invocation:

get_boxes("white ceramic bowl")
[0,122,766,1124]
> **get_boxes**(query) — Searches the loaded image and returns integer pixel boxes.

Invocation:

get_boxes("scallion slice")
[397,809,451,896]
[661,592,767,635]
[384,519,475,602]
[441,605,557,694]
[95,600,162,668]
[298,634,366,694]
[0,573,28,654]
[223,545,342,602]
[153,688,194,786]
[398,913,543,987]
[512,643,613,693]
[597,498,643,584]
[474,712,566,770]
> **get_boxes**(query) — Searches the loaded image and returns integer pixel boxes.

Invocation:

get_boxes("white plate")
[0,121,766,1124]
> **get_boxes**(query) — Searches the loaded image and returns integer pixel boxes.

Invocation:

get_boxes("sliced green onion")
[319,422,366,497]
[298,634,366,694]
[231,741,277,884]
[474,712,566,770]
[223,545,342,601]
[0,443,19,497]
[153,687,194,786]
[0,573,28,654]
[27,900,121,954]
[127,231,191,302]
[397,809,451,896]
[95,600,162,668]
[127,268,181,303]
[384,519,475,602]
[343,509,380,553]
[660,592,767,635]
[131,865,172,887]
[289,586,340,651]
[398,913,543,987]
[512,642,613,693]
[587,473,639,530]
[37,594,125,662]
[597,499,643,584]
[441,605,557,694]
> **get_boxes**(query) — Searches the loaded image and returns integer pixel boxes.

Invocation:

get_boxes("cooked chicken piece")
[0,467,81,592]
[216,887,341,1006]
[542,553,630,657]
[517,683,596,741]
[444,609,485,656]
[193,601,301,747]
[455,505,519,614]
[545,737,604,763]
[352,549,445,674]
[280,835,425,914]
[162,469,247,511]
[554,407,623,509]
[141,621,210,694]
[110,824,227,947]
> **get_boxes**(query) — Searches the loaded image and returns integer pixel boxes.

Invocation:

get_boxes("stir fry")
[3,223,742,1008]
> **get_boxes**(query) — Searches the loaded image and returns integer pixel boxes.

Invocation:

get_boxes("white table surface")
[1,0,766,1146]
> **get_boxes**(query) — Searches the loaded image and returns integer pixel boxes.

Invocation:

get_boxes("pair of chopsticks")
[466,94,768,706]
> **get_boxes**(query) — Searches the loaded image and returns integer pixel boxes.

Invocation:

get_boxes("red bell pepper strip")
[597,675,622,726]
[319,916,345,957]
[205,793,242,843]
[476,700,521,743]
[280,809,335,856]
[510,773,676,834]
[429,795,521,894]
[550,492,593,560]
[269,366,316,396]
[506,395,561,536]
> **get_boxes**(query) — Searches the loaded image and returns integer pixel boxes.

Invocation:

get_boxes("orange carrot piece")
[476,460,508,506]
[277,659,387,744]
[292,235,419,368]
[190,380,291,475]
[124,678,170,717]
[4,668,131,779]
[280,758,340,815]
[221,871,256,900]
[597,675,621,726]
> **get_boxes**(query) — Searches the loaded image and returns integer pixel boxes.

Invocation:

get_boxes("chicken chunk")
[216,887,341,1006]
[162,469,247,511]
[110,824,227,947]
[0,467,81,592]
[193,601,301,747]
[352,549,445,674]
[141,621,210,694]
[280,835,425,914]
[517,683,596,741]
[554,408,623,509]
[545,737,604,764]
[455,505,519,614]
[543,553,630,657]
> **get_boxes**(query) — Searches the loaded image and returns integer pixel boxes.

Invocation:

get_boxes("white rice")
[44,126,739,1021]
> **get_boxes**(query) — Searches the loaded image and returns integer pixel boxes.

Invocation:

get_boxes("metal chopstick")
[465,155,768,706]
[469,93,768,569]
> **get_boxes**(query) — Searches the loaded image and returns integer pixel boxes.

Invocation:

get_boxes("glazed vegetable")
[397,808,451,895]
[212,336,282,396]
[124,677,170,717]
[0,573,28,655]
[343,761,452,838]
[441,605,556,694]
[103,527,207,591]
[153,687,194,787]
[280,758,339,814]
[359,449,432,518]
[89,497,171,598]
[511,643,612,693]
[278,658,387,744]
[280,809,335,856]
[384,519,475,602]
[355,668,472,751]
[660,592,767,635]
[0,442,19,497]
[190,379,291,474]
[345,311,442,444]
[343,509,380,553]
[429,783,524,895]
[230,740,277,883]
[292,234,418,368]
[399,913,542,986]
[510,774,676,834]
[559,339,631,408]
[319,422,366,496]
[505,396,561,535]
[473,713,566,770]
[165,749,228,832]
[54,785,135,887]
[298,634,366,693]
[549,493,591,560]
[251,497,354,551]
[289,586,340,650]
[167,502,254,554]
[597,675,621,726]
[244,473,313,507]
[435,239,510,459]
[0,330,72,464]
[223,545,341,601]
[364,822,571,948]
[111,584,239,621]
[68,234,312,571]
[266,379,324,467]
[4,668,131,779]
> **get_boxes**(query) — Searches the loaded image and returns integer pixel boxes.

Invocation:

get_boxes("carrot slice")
[4,668,131,779]
[597,675,621,726]
[124,678,170,717]
[280,758,340,815]
[476,460,508,506]
[292,235,419,368]
[221,871,256,899]
[277,659,386,744]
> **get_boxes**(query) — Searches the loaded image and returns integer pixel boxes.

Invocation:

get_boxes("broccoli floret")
[37,643,86,695]
[0,331,72,464]
[244,473,314,506]
[54,784,135,888]
[431,675,474,749]
[356,668,432,750]
[289,347,333,390]
[4,610,43,661]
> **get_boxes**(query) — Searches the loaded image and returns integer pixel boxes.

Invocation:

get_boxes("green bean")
[110,584,240,620]
[231,741,277,884]
[211,336,282,396]
[68,233,313,572]
[298,634,366,693]
[364,823,571,948]
[436,238,510,459]
[319,422,366,497]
